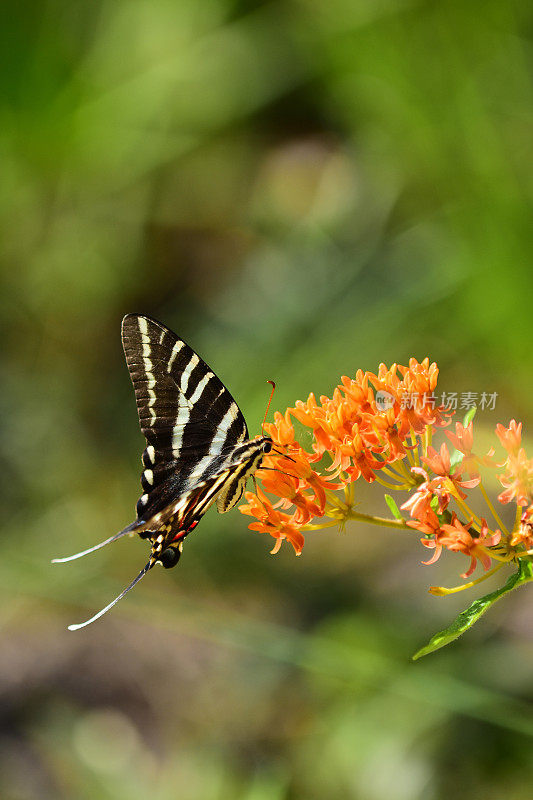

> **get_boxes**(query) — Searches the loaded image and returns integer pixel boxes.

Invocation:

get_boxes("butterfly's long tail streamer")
[51,522,141,564]
[67,560,153,631]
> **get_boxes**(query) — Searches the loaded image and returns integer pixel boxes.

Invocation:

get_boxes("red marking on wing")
[172,519,199,543]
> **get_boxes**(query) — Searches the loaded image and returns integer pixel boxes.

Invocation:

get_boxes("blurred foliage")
[1,1,533,798]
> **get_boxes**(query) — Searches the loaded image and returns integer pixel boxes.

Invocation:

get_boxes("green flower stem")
[393,456,416,483]
[450,485,482,530]
[323,488,345,509]
[345,509,412,530]
[424,425,432,454]
[430,561,507,595]
[410,430,421,466]
[403,449,414,467]
[374,473,412,491]
[302,510,412,532]
[478,479,509,537]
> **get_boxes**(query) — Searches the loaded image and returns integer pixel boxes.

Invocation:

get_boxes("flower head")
[401,467,450,520]
[497,447,533,507]
[495,420,522,457]
[439,515,501,578]
[422,443,480,498]
[510,505,533,550]
[239,491,305,555]
[235,357,531,653]
[241,357,453,553]
[407,507,444,564]
[445,421,480,480]
[396,358,450,433]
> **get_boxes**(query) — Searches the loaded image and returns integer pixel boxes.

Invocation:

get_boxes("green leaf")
[463,406,477,426]
[384,494,403,521]
[449,449,464,470]
[412,559,533,660]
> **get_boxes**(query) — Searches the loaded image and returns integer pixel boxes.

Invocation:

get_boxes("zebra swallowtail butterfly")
[54,314,274,630]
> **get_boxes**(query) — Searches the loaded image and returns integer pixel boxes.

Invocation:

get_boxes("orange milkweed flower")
[242,358,455,553]
[288,366,433,486]
[268,409,296,447]
[446,421,474,454]
[495,420,522,457]
[252,409,338,535]
[401,467,450,520]
[290,394,333,460]
[510,506,533,549]
[275,449,336,505]
[365,362,402,396]
[445,421,480,480]
[438,515,501,578]
[263,412,337,502]
[407,508,444,565]
[329,423,385,482]
[238,491,305,555]
[396,358,450,433]
[423,444,480,497]
[497,447,533,507]
[255,469,323,524]
[363,407,408,460]
[366,359,441,435]
[240,357,498,564]
[235,359,533,655]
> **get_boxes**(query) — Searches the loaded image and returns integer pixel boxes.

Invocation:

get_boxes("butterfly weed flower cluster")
[239,359,533,657]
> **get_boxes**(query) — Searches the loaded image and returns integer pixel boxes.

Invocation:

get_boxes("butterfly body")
[54,314,273,629]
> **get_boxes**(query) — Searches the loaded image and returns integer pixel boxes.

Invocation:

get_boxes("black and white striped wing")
[121,314,248,520]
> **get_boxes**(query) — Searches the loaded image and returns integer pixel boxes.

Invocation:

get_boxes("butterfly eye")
[262,440,273,453]
[159,547,181,569]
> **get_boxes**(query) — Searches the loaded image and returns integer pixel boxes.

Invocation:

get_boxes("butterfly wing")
[147,461,251,562]
[121,314,248,520]
[65,462,259,630]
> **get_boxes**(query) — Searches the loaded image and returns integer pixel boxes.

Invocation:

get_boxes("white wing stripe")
[186,402,240,481]
[214,402,239,444]
[187,453,216,481]
[171,372,214,458]
[180,353,199,395]
[167,340,185,373]
[138,318,157,425]
[172,400,191,456]
[189,371,214,405]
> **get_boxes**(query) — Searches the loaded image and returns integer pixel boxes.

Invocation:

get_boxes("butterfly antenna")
[261,380,276,434]
[67,560,153,631]
[51,522,140,564]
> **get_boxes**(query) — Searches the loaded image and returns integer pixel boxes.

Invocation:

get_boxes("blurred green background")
[2,1,533,798]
